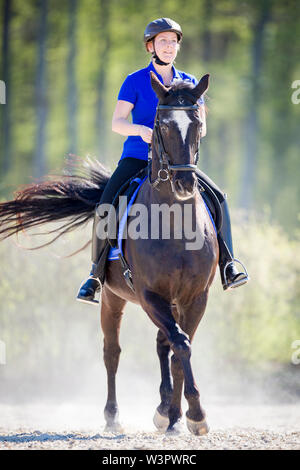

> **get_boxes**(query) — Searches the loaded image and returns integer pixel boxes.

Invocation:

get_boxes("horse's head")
[150,71,209,200]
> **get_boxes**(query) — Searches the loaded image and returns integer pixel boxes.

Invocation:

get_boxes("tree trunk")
[95,0,111,163]
[34,0,48,179]
[217,123,229,191]
[1,0,12,176]
[240,0,271,209]
[200,0,213,176]
[202,0,213,63]
[67,0,78,156]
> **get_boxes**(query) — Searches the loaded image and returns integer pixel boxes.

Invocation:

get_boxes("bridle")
[149,102,201,192]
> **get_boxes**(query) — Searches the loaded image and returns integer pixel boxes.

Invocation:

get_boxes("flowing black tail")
[0,157,111,251]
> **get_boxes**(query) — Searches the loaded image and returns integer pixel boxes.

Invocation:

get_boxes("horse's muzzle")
[173,172,197,200]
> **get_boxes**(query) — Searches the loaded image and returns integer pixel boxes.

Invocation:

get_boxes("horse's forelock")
[170,80,195,93]
[161,80,197,105]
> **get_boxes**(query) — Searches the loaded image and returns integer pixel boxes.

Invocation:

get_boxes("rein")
[150,103,200,192]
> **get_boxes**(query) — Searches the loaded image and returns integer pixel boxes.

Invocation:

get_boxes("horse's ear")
[150,71,169,100]
[191,73,210,101]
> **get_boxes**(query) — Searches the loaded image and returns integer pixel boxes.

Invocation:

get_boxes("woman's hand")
[139,125,153,144]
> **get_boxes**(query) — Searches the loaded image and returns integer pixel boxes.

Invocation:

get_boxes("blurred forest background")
[0,0,299,410]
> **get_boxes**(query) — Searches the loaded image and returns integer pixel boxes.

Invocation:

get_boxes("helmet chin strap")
[152,50,170,66]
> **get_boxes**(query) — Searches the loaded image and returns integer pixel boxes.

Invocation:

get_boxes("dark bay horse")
[0,72,218,435]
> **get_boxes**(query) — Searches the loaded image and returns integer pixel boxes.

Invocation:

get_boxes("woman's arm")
[112,100,152,143]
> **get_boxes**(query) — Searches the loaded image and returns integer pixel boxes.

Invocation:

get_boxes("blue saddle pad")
[108,178,217,261]
[203,199,217,235]
[108,176,147,261]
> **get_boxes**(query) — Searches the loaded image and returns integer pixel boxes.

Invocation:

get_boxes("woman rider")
[77,17,249,305]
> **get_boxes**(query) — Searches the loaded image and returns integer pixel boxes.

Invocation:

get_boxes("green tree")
[34,0,49,178]
[0,0,12,177]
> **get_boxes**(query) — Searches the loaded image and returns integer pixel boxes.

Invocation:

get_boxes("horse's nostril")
[175,176,196,194]
[175,179,184,192]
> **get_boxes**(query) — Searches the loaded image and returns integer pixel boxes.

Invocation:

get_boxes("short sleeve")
[117,75,137,105]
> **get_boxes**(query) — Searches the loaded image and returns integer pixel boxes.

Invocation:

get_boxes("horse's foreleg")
[143,290,209,435]
[153,329,173,431]
[143,291,195,433]
[100,286,126,432]
[155,307,185,434]
[177,294,210,436]
[168,353,184,432]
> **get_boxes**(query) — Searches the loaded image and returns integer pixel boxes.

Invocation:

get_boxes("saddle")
[95,167,148,290]
[96,162,222,291]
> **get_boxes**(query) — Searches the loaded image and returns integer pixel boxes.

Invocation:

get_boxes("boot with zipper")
[218,199,249,290]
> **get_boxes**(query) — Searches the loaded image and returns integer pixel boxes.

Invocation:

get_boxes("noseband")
[150,103,200,192]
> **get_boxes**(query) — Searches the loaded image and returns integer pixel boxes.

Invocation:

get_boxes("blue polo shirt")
[117,62,204,162]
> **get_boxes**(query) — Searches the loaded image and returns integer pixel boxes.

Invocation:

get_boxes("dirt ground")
[0,402,299,450]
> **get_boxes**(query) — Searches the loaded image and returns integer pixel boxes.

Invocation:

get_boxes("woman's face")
[148,31,179,64]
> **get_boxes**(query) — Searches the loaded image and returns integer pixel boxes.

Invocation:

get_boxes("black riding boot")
[76,207,109,305]
[218,198,249,290]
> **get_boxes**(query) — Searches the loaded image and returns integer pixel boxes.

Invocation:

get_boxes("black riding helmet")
[144,18,183,66]
[144,18,183,44]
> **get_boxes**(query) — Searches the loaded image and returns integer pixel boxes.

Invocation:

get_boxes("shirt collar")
[147,61,180,85]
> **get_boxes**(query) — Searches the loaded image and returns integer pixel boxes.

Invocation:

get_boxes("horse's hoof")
[186,416,209,436]
[104,422,124,434]
[153,409,169,432]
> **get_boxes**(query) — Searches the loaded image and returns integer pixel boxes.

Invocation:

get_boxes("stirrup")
[223,258,249,291]
[76,276,102,306]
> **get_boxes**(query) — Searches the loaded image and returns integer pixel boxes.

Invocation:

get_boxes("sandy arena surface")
[0,402,299,450]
